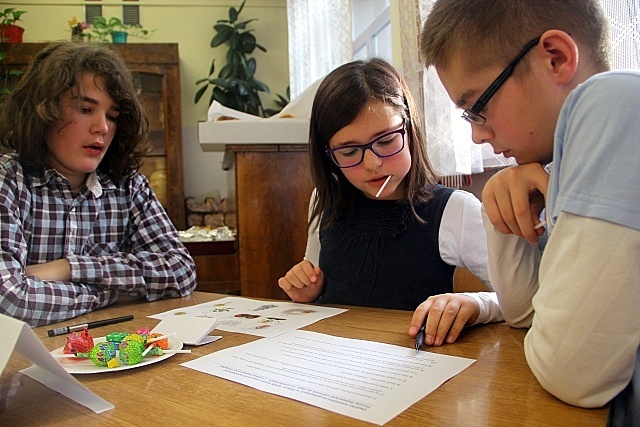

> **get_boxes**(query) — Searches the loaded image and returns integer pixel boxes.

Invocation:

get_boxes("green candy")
[106,332,127,343]
[123,333,146,345]
[119,340,145,365]
[89,342,117,367]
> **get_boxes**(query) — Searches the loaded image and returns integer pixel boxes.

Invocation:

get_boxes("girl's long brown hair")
[308,58,440,230]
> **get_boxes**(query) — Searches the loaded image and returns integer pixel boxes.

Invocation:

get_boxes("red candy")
[63,328,94,354]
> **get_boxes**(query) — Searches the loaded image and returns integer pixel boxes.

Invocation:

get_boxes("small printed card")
[151,316,220,346]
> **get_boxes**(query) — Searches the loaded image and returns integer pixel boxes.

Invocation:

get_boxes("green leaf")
[239,33,256,54]
[213,24,231,32]
[229,7,238,23]
[194,85,208,103]
[237,81,248,96]
[219,63,234,80]
[252,78,270,94]
[245,57,256,76]
[235,19,257,30]
[211,26,233,47]
[208,59,216,76]
[228,32,240,51]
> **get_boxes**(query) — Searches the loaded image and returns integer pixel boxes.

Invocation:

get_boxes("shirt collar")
[32,166,116,197]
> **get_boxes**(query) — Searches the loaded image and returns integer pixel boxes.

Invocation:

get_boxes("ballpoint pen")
[415,323,426,353]
[47,314,134,337]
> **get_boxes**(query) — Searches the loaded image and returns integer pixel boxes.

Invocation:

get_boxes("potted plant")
[194,1,272,117]
[88,16,151,44]
[0,8,26,43]
[68,17,89,42]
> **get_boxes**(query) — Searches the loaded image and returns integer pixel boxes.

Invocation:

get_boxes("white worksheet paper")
[149,296,347,337]
[182,330,475,425]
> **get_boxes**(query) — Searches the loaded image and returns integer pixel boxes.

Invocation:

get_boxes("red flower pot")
[0,24,24,43]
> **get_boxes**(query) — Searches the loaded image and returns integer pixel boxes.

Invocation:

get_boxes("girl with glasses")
[278,58,503,347]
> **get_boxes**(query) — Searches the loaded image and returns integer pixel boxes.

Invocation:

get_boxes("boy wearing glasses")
[279,58,504,348]
[421,0,639,422]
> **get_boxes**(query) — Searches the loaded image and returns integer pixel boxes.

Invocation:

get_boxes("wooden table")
[0,292,607,426]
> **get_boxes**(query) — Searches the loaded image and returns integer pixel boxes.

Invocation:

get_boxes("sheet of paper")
[0,313,113,413]
[149,296,347,338]
[151,316,221,346]
[182,330,475,425]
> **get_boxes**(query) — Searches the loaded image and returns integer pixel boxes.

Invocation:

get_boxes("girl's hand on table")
[409,293,480,346]
[278,260,324,303]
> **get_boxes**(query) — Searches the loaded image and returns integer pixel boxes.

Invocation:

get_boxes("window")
[352,0,392,62]
[84,1,102,24]
[123,0,141,26]
[84,0,141,26]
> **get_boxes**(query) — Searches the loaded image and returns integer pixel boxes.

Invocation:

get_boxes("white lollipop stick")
[146,332,176,344]
[375,175,392,198]
[141,346,155,357]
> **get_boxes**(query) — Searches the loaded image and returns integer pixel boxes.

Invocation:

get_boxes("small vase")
[0,24,24,43]
[110,31,128,44]
[71,26,84,42]
[149,159,167,206]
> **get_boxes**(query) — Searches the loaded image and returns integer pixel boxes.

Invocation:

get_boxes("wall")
[2,0,290,202]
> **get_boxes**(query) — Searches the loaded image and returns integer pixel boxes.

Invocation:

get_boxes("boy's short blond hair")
[420,0,611,74]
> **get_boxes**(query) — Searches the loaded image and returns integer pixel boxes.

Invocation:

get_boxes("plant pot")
[110,31,128,44]
[0,24,24,43]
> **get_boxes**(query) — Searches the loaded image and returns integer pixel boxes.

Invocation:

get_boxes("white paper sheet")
[182,330,475,425]
[0,313,113,413]
[149,296,347,338]
[151,316,221,346]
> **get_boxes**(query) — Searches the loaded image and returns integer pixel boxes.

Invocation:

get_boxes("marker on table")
[415,323,426,353]
[47,314,134,337]
[375,175,392,198]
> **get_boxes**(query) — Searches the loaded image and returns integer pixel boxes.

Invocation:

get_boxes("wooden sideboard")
[183,241,240,295]
[225,144,314,299]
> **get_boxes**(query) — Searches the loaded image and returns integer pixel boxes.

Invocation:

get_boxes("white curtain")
[287,0,639,176]
[416,0,508,176]
[603,0,640,70]
[286,0,352,99]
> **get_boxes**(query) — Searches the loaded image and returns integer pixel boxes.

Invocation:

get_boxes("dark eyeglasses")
[325,123,406,168]
[462,37,541,126]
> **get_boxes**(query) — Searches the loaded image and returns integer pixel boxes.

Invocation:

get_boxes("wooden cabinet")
[1,43,185,229]
[183,241,240,294]
[226,144,314,300]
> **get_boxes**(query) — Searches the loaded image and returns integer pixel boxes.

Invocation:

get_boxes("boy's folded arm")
[525,213,640,408]
[482,206,540,328]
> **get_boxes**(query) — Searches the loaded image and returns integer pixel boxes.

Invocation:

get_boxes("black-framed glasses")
[462,37,541,126]
[326,123,406,168]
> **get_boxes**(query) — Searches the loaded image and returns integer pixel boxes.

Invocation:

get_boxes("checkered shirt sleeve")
[0,154,196,327]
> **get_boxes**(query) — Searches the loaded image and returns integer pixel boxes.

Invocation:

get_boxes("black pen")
[415,322,426,353]
[47,314,134,337]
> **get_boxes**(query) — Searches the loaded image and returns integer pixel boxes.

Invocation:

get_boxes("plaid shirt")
[0,153,196,327]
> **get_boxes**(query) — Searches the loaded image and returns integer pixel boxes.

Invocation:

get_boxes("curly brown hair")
[0,41,149,180]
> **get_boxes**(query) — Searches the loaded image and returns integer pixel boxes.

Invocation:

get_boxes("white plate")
[51,336,183,374]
